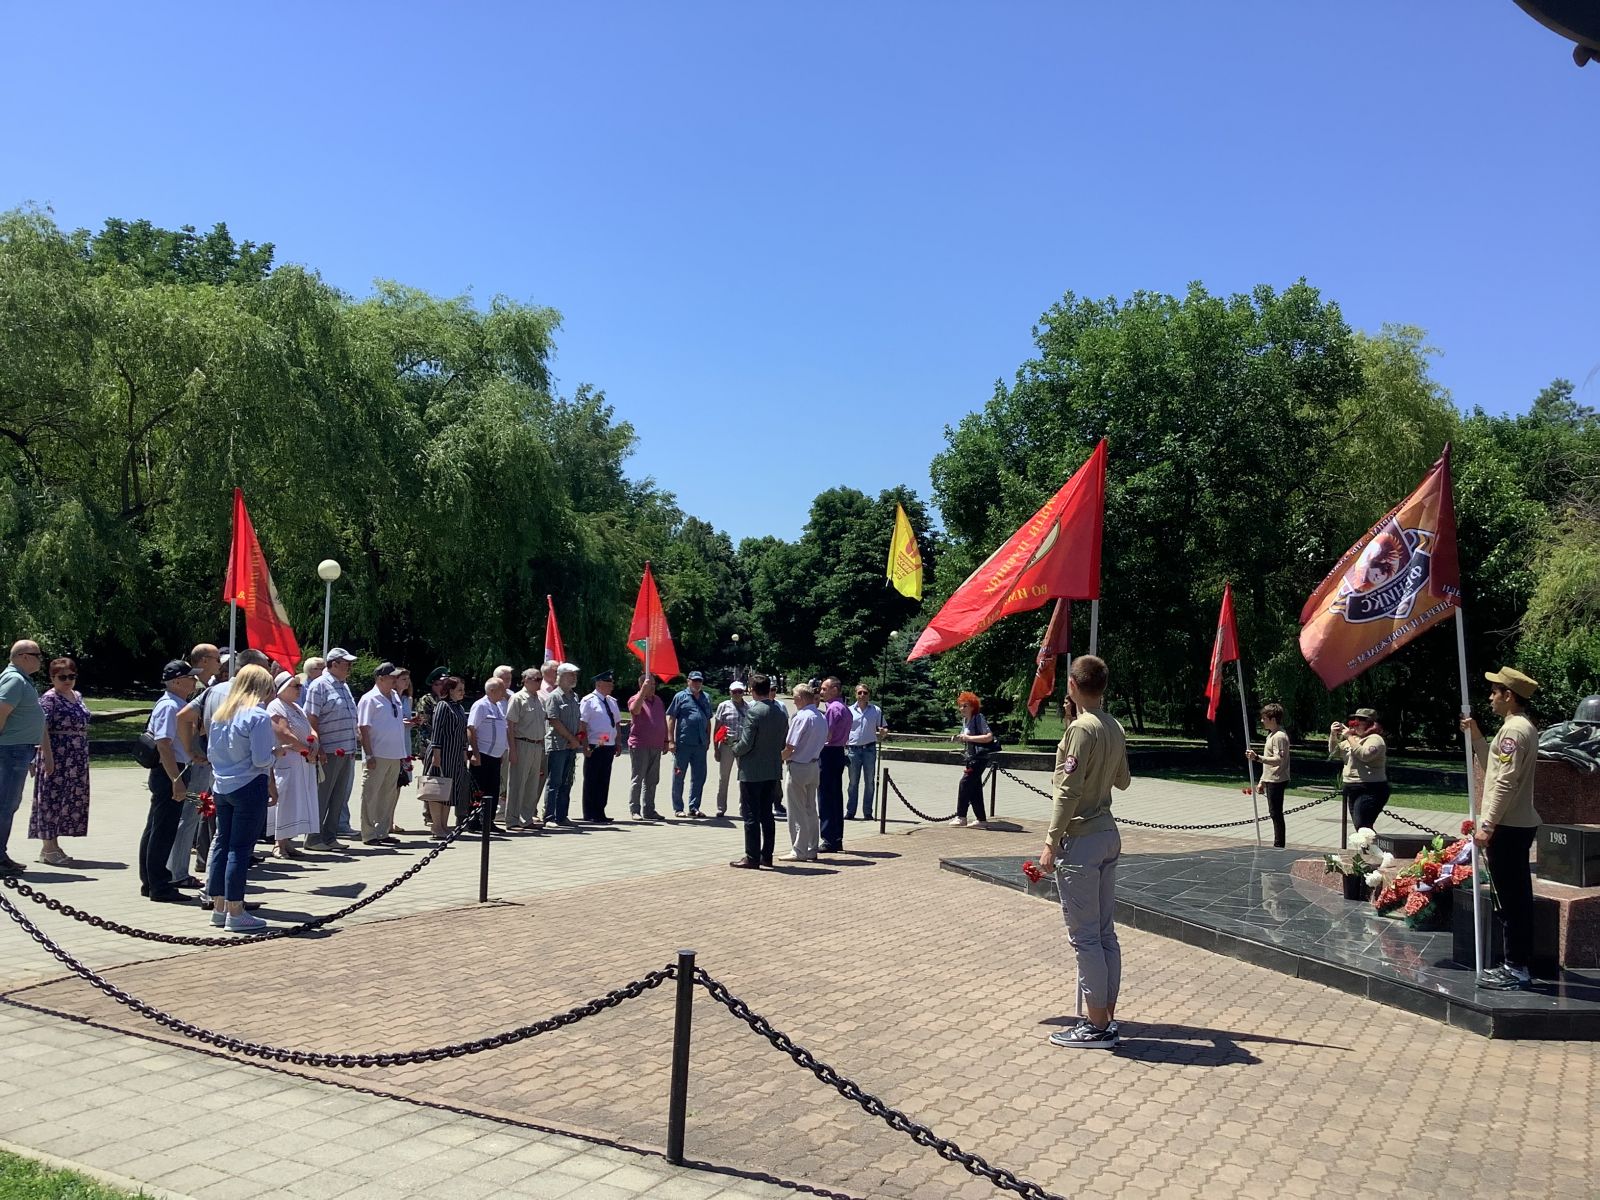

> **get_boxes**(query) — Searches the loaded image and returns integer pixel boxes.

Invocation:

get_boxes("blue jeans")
[845,744,878,818]
[207,774,269,903]
[0,743,35,858]
[543,749,576,823]
[671,746,707,813]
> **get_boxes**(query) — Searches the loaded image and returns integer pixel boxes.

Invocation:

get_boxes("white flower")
[1380,852,1396,869]
[1350,828,1378,851]
[1365,870,1385,887]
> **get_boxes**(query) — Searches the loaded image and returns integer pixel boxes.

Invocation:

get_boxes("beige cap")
[1485,667,1539,700]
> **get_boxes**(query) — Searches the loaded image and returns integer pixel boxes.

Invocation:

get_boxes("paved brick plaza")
[1,762,1595,1198]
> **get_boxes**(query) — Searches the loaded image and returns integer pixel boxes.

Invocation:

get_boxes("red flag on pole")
[628,562,681,681]
[1204,582,1239,722]
[222,488,302,671]
[1298,446,1461,690]
[1026,599,1072,716]
[909,439,1106,660]
[544,596,566,664]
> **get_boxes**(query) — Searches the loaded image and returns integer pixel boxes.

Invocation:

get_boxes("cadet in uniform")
[1462,666,1542,991]
[1248,703,1292,848]
[1040,654,1132,1049]
[1329,707,1389,832]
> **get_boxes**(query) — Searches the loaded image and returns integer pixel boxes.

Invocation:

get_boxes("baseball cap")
[374,662,400,678]
[1485,667,1539,700]
[688,671,705,681]
[326,647,358,663]
[161,660,198,682]
[730,680,746,692]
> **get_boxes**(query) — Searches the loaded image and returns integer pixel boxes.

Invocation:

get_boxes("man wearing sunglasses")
[0,641,50,875]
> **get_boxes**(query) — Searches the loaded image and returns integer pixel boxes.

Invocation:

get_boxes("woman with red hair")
[951,692,995,827]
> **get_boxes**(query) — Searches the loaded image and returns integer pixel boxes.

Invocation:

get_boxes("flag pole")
[228,600,238,670]
[1455,608,1484,979]
[1234,660,1261,847]
[1089,599,1099,657]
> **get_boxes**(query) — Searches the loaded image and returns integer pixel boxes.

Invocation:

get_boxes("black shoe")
[729,857,761,869]
[760,858,773,867]
[773,805,787,817]
[172,875,203,889]
[0,857,24,876]
[149,891,187,904]
[1477,966,1531,991]
[820,843,843,854]
[249,854,267,866]
[643,810,664,821]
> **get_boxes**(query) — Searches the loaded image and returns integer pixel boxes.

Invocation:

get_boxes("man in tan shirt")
[504,668,547,831]
[1039,655,1131,1050]
[1462,666,1542,991]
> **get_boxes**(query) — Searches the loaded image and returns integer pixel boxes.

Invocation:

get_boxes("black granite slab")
[941,846,1600,1040]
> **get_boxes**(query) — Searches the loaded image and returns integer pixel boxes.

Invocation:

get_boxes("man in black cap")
[139,660,200,903]
[579,671,620,823]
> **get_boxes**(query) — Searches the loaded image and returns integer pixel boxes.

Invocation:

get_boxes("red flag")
[909,439,1105,660]
[1204,582,1239,722]
[628,562,681,681]
[1026,599,1072,717]
[544,596,566,664]
[1299,446,1461,690]
[223,488,302,671]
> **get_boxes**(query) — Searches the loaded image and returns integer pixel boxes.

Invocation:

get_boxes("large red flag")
[1026,599,1072,717]
[1299,446,1461,690]
[222,488,302,671]
[909,439,1106,660]
[544,596,566,664]
[1204,582,1239,721]
[628,563,681,681]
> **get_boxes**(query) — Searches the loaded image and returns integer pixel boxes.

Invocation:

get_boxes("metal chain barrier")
[993,766,1335,832]
[0,804,482,948]
[693,967,1064,1200]
[1381,807,1451,840]
[883,771,960,824]
[0,888,673,1067]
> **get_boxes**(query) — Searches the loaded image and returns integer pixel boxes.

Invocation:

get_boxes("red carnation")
[335,748,346,758]
[1402,892,1430,916]
[1022,861,1043,883]
[307,734,317,744]
[1460,819,1474,835]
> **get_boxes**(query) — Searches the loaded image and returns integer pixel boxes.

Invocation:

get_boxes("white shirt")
[848,702,884,746]
[468,696,509,758]
[580,690,620,747]
[356,686,409,760]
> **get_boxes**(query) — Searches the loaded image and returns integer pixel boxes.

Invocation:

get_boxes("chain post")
[878,768,889,835]
[478,794,491,903]
[988,761,998,817]
[667,948,696,1165]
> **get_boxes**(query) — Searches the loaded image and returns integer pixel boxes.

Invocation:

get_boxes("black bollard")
[989,762,998,817]
[666,948,696,1165]
[478,794,491,903]
[878,768,889,835]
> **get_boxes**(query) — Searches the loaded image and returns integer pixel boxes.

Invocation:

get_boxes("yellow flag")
[887,503,923,600]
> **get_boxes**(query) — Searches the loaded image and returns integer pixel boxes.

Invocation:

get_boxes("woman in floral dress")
[31,657,91,867]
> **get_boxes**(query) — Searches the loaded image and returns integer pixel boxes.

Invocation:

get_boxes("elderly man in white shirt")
[579,670,620,824]
[357,663,411,846]
[468,678,509,833]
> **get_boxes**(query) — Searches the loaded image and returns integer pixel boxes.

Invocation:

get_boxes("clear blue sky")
[6,3,1596,542]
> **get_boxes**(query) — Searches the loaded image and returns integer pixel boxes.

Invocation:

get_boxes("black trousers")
[582,745,615,820]
[1262,781,1287,848]
[740,779,778,864]
[1487,823,1539,970]
[469,754,503,828]
[956,762,988,822]
[1343,781,1390,833]
[818,744,846,847]
[139,765,188,896]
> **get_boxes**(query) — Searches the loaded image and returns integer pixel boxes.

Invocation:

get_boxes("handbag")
[133,730,162,770]
[416,771,448,804]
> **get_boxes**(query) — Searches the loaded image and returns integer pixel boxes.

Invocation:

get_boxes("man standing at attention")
[666,671,713,819]
[357,663,410,846]
[139,660,198,902]
[845,683,887,822]
[729,675,788,869]
[0,640,49,876]
[780,683,828,862]
[467,677,509,834]
[1247,703,1292,848]
[305,648,360,850]
[711,681,748,818]
[504,668,547,831]
[628,673,667,821]
[541,664,583,826]
[817,677,850,852]
[579,671,619,824]
[1040,655,1131,1050]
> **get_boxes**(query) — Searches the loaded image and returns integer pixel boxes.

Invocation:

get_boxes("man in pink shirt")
[818,676,850,853]
[627,673,667,820]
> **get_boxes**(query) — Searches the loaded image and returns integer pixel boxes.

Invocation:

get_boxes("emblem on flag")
[1330,522,1437,624]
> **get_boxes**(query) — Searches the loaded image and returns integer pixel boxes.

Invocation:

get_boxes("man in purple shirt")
[781,683,828,861]
[627,673,667,820]
[817,676,851,852]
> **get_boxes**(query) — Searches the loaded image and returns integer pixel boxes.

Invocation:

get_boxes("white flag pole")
[228,600,238,669]
[1235,659,1261,847]
[1088,599,1099,657]
[1454,608,1484,979]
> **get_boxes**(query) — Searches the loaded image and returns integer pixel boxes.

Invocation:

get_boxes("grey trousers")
[629,746,662,814]
[785,760,820,858]
[1056,825,1122,1012]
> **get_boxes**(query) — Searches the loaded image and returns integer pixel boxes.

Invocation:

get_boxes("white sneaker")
[967,820,986,830]
[778,851,801,861]
[947,817,967,827]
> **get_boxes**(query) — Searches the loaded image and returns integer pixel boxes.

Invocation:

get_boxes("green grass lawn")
[0,1151,142,1199]
[1140,766,1470,814]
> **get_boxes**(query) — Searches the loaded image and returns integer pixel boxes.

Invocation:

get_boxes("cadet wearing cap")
[1463,667,1543,991]
[579,671,619,823]
[1329,707,1389,833]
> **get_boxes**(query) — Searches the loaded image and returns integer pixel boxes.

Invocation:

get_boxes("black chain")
[993,767,1334,832]
[0,888,673,1067]
[694,968,1065,1200]
[1381,808,1451,840]
[884,773,960,824]
[0,805,481,947]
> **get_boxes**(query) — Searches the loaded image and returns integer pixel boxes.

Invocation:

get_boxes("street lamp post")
[731,632,740,680]
[317,559,342,657]
[880,630,900,690]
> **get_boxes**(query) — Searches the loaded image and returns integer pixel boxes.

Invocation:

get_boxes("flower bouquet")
[1372,821,1478,929]
[1324,827,1384,900]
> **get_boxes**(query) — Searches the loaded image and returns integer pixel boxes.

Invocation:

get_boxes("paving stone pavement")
[3,756,1593,1200]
